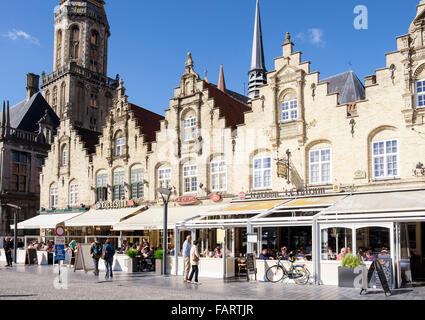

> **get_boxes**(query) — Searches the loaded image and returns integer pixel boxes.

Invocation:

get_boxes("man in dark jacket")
[90,239,102,276]
[4,237,13,267]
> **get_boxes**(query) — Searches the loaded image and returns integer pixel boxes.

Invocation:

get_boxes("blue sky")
[0,0,421,115]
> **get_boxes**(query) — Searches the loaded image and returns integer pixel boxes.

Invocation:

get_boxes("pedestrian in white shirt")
[188,240,200,285]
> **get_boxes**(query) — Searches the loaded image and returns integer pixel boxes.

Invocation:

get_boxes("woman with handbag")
[188,240,200,285]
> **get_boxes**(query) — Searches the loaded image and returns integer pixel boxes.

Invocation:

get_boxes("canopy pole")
[312,217,321,285]
[223,229,227,279]
[174,226,179,276]
[246,221,253,254]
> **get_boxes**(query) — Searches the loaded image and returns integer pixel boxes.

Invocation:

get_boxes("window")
[211,160,226,191]
[372,140,398,178]
[158,168,171,189]
[69,184,78,206]
[416,80,425,108]
[309,149,331,185]
[90,92,98,107]
[183,165,197,193]
[56,30,62,68]
[11,151,28,192]
[280,99,298,122]
[96,173,108,202]
[50,186,58,208]
[130,169,144,199]
[253,157,272,190]
[183,117,196,141]
[113,171,125,200]
[70,26,80,59]
[115,136,125,156]
[52,87,58,109]
[45,91,50,105]
[91,30,98,45]
[61,146,68,166]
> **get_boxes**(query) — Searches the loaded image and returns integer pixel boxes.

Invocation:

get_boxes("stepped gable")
[128,103,165,143]
[74,126,101,154]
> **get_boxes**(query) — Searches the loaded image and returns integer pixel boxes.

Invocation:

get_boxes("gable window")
[130,168,144,199]
[115,134,125,156]
[158,168,171,189]
[183,165,197,193]
[50,186,58,208]
[183,117,196,141]
[280,99,298,122]
[11,151,28,192]
[416,80,425,108]
[69,184,78,206]
[211,160,226,191]
[372,140,398,178]
[253,156,271,190]
[61,146,68,166]
[96,173,108,202]
[309,149,332,185]
[113,171,125,200]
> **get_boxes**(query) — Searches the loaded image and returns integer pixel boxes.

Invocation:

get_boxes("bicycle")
[265,253,310,285]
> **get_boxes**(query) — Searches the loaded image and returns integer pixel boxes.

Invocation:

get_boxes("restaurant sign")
[249,187,326,200]
[210,194,222,202]
[95,200,138,210]
[175,195,198,206]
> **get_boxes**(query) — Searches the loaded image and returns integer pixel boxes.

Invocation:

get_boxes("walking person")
[103,240,115,280]
[4,237,13,267]
[90,239,102,276]
[182,235,192,283]
[188,240,200,285]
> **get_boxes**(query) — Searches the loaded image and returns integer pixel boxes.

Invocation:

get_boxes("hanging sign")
[354,169,366,179]
[210,194,222,202]
[175,195,198,205]
[216,229,225,244]
[247,233,258,243]
[277,161,288,179]
[239,192,246,200]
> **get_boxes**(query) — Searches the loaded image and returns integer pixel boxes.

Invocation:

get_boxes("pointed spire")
[204,70,209,83]
[248,0,267,99]
[218,65,226,92]
[185,52,194,73]
[1,101,5,133]
[6,101,10,127]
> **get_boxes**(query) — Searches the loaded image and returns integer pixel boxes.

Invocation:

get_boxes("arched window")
[70,26,80,59]
[96,170,108,202]
[60,82,66,115]
[90,91,98,107]
[308,142,332,185]
[158,166,171,189]
[130,165,144,199]
[115,132,125,156]
[50,184,58,208]
[113,169,125,200]
[45,90,50,105]
[370,129,399,179]
[211,158,226,191]
[182,109,197,142]
[69,181,78,206]
[91,30,98,45]
[61,144,68,166]
[279,91,298,122]
[52,86,58,112]
[321,227,352,260]
[90,30,99,72]
[253,156,272,190]
[56,30,62,68]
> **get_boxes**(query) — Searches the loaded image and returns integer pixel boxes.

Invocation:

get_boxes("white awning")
[113,204,227,231]
[65,206,146,227]
[13,212,84,230]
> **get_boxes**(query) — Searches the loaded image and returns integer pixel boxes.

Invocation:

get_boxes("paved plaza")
[0,265,424,300]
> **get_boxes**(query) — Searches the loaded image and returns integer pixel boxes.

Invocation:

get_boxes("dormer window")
[61,145,68,166]
[115,132,125,156]
[183,117,196,141]
[280,99,298,122]
[416,79,425,108]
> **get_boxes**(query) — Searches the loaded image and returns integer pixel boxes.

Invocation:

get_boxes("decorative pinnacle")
[285,32,291,44]
[186,52,194,68]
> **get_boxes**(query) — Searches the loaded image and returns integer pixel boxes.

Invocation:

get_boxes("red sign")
[127,200,135,207]
[175,195,198,205]
[55,226,65,237]
[239,192,246,200]
[210,194,222,202]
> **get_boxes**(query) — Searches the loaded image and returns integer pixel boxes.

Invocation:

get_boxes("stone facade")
[40,1,425,212]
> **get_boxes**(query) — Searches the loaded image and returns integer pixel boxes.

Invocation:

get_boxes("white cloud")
[308,28,325,47]
[4,29,40,45]
[295,32,305,43]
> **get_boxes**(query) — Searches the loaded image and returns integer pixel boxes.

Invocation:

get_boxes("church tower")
[41,0,118,131]
[248,0,267,99]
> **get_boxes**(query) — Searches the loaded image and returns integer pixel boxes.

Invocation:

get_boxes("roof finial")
[218,64,226,92]
[285,32,291,44]
[204,69,209,83]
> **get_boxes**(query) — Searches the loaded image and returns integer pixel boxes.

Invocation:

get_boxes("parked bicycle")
[265,252,310,284]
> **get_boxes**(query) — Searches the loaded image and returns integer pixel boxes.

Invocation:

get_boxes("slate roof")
[74,126,102,155]
[204,82,252,128]
[2,92,60,132]
[320,71,366,104]
[129,104,165,143]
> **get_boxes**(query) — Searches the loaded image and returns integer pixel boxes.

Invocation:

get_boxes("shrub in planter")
[338,254,366,288]
[126,249,139,273]
[155,249,164,275]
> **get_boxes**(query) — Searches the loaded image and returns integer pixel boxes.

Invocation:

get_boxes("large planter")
[156,259,162,275]
[338,265,367,288]
[127,257,139,273]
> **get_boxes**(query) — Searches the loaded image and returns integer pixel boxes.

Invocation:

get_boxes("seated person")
[357,247,366,261]
[365,250,374,261]
[278,246,289,260]
[258,248,274,260]
[378,247,390,259]
[213,247,222,258]
[337,248,347,261]
[295,249,307,261]
[327,247,336,260]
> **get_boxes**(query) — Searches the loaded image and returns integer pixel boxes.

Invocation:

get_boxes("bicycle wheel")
[265,264,285,283]
[292,265,309,285]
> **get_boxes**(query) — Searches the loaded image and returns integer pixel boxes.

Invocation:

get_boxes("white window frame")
[183,164,198,194]
[211,160,227,192]
[183,117,197,142]
[61,147,68,166]
[130,168,144,199]
[96,173,108,188]
[158,167,172,189]
[280,99,298,122]
[113,171,125,200]
[115,137,125,156]
[253,156,272,190]
[372,139,399,179]
[69,184,78,206]
[50,187,58,208]
[416,79,425,108]
[309,148,332,185]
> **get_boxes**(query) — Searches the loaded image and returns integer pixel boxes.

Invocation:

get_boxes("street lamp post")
[1,203,21,263]
[157,187,172,276]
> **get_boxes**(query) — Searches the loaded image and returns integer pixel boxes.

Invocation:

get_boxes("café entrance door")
[408,222,425,283]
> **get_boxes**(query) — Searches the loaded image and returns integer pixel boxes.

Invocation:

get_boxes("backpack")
[93,243,102,257]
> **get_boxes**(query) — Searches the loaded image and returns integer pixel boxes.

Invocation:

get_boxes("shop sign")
[239,192,246,200]
[210,194,222,202]
[95,200,139,210]
[249,187,326,200]
[354,169,366,179]
[333,184,341,193]
[277,161,288,179]
[216,229,225,244]
[247,233,258,243]
[175,195,198,205]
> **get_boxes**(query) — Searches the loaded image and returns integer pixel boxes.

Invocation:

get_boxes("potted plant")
[338,254,367,288]
[126,249,139,273]
[154,249,163,275]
